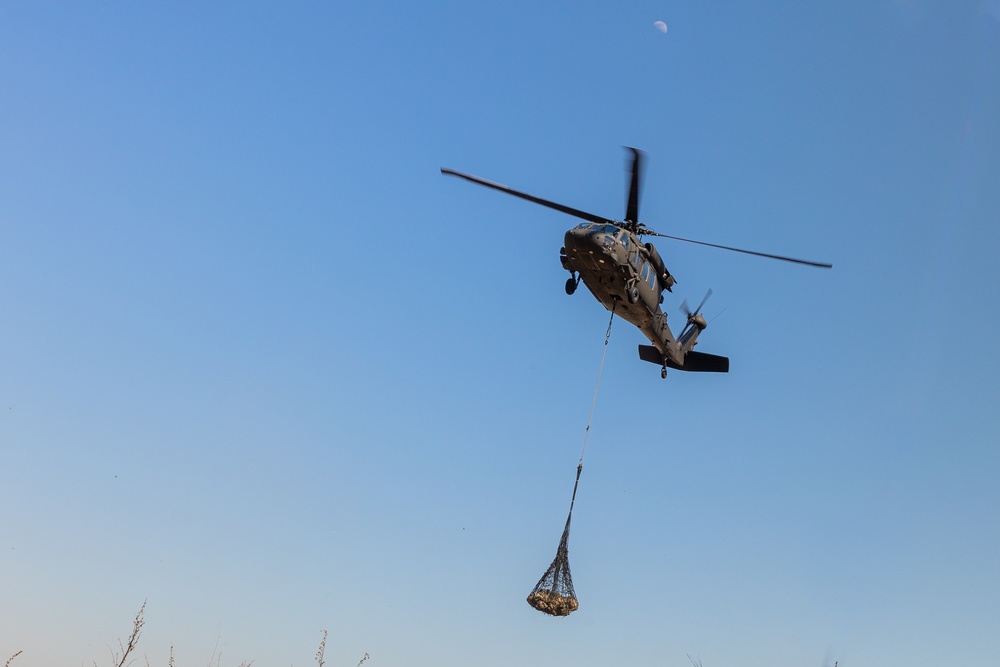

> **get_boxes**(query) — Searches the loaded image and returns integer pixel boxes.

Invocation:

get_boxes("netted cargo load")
[526,526,578,615]
[527,464,582,617]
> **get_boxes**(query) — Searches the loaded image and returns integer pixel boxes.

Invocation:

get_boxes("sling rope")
[579,300,617,467]
[567,300,617,538]
[526,300,618,617]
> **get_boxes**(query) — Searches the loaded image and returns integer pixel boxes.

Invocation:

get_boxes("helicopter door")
[629,250,641,271]
[639,261,659,308]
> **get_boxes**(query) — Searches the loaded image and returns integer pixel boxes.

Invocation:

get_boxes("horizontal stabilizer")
[638,345,664,365]
[638,345,730,373]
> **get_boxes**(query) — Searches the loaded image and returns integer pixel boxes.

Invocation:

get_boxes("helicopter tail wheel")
[661,366,667,379]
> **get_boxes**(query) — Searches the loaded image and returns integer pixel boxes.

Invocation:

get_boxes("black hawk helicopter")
[441,148,831,378]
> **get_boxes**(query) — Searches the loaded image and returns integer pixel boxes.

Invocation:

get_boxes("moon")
[653,20,668,33]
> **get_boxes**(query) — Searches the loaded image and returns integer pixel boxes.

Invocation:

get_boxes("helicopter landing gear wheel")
[565,274,578,295]
[627,285,640,304]
[661,366,668,379]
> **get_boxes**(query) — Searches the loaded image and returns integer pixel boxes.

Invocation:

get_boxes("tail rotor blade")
[681,289,712,320]
[694,288,713,316]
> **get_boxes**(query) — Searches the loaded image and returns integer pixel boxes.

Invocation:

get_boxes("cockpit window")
[575,222,594,230]
[618,231,630,250]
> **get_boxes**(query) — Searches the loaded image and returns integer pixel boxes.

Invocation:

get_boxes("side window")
[630,251,641,270]
[647,269,656,289]
[641,262,649,283]
[619,233,630,250]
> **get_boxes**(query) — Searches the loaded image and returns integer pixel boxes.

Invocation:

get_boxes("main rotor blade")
[625,147,643,224]
[441,168,613,225]
[647,231,833,268]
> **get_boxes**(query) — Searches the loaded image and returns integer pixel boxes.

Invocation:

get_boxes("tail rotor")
[680,288,713,336]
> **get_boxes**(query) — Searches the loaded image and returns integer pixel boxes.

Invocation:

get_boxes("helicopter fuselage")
[560,222,689,367]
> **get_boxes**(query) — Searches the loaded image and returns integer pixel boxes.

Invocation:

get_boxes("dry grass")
[4,603,367,667]
[315,629,366,667]
[109,599,146,667]
[315,630,327,667]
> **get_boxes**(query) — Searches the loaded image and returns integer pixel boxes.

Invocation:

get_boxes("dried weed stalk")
[315,630,328,667]
[110,600,146,667]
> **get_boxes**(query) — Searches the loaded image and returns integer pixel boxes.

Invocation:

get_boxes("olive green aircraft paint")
[441,148,831,378]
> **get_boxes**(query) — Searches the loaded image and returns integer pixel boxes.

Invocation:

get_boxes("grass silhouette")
[4,602,368,667]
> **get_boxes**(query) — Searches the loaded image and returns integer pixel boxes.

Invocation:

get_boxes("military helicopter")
[441,148,831,378]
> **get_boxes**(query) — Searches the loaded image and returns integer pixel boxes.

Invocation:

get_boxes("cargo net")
[526,464,582,617]
[526,519,578,616]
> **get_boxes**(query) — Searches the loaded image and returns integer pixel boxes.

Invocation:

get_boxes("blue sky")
[2,2,999,666]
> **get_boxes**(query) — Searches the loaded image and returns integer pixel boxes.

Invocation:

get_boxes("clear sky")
[2,2,999,666]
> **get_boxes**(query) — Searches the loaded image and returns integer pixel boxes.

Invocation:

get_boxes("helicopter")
[441,148,831,379]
